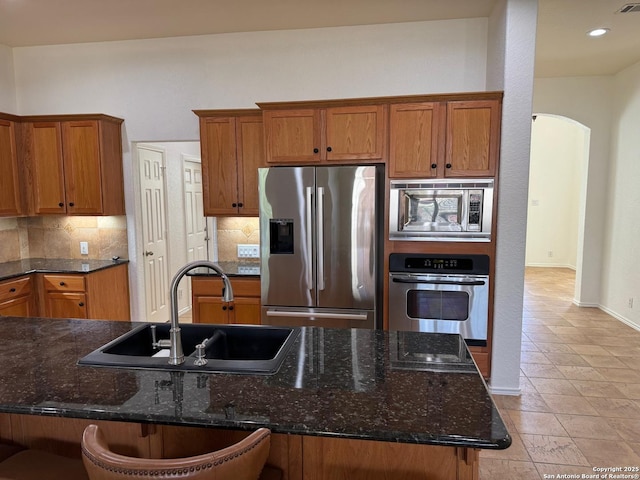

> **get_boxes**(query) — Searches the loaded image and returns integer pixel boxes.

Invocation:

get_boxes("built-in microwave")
[389,179,494,242]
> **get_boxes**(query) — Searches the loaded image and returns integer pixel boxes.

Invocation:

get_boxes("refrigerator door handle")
[317,186,325,290]
[305,186,314,289]
[266,310,368,321]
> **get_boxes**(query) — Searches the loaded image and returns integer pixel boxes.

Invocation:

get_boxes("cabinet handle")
[237,202,243,208]
[59,282,66,286]
[69,202,75,207]
[229,305,234,311]
[222,305,227,311]
[445,163,452,169]
[313,148,319,154]
[58,202,64,207]
[232,203,237,208]
[431,163,437,169]
[9,288,16,293]
[79,302,84,307]
[326,146,332,152]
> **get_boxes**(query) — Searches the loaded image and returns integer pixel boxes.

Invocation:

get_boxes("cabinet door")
[231,297,261,325]
[389,103,443,178]
[445,100,501,177]
[45,292,88,319]
[236,115,265,216]
[264,109,321,164]
[200,117,240,216]
[325,105,386,162]
[61,121,104,214]
[0,119,22,216]
[193,296,230,324]
[0,296,34,317]
[28,122,67,214]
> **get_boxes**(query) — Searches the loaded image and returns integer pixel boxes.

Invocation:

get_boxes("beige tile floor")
[480,267,640,479]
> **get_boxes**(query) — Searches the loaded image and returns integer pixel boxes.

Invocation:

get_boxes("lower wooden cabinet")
[0,276,36,317]
[40,264,130,320]
[192,276,260,324]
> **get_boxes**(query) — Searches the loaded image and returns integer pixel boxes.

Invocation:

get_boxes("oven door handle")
[391,276,486,286]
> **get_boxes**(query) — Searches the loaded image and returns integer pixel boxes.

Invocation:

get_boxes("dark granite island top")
[0,317,510,451]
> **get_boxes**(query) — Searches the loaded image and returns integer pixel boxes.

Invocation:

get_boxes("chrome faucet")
[167,261,234,365]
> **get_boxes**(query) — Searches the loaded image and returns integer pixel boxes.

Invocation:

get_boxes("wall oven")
[388,253,489,346]
[389,178,494,242]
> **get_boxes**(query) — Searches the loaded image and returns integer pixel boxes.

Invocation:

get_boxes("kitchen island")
[0,317,510,479]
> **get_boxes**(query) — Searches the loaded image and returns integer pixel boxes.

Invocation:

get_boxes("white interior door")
[138,145,170,323]
[183,157,209,305]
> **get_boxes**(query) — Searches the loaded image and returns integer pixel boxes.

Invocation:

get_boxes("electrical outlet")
[629,298,634,309]
[237,244,260,258]
[547,251,553,258]
[80,241,89,255]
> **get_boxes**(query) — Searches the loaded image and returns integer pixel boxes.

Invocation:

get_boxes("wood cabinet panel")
[28,122,67,214]
[264,109,321,164]
[302,436,475,480]
[196,110,265,216]
[40,265,130,321]
[325,105,386,162]
[389,102,443,178]
[0,118,22,216]
[263,105,386,164]
[445,100,501,177]
[61,120,104,214]
[45,291,88,319]
[24,115,125,216]
[192,276,260,324]
[0,276,35,318]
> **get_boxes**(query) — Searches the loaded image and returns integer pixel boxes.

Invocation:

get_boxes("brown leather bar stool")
[0,442,88,480]
[81,424,282,480]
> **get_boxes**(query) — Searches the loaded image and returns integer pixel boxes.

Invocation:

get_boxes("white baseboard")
[572,299,599,307]
[488,385,521,396]
[525,263,576,270]
[598,305,640,332]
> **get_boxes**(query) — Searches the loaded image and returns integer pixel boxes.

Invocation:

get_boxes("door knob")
[144,251,154,256]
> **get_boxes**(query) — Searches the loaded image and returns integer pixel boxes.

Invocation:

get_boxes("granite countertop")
[0,258,129,281]
[0,317,510,450]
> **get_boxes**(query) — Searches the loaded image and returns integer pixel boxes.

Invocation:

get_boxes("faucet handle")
[194,343,208,366]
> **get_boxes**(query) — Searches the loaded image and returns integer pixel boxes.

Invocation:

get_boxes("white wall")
[600,60,640,329]
[526,115,588,269]
[533,76,613,306]
[12,19,489,321]
[486,0,538,395]
[0,45,16,112]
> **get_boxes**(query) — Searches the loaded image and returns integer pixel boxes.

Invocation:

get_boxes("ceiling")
[0,0,639,77]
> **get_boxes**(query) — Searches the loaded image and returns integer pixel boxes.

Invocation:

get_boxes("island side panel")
[302,436,475,480]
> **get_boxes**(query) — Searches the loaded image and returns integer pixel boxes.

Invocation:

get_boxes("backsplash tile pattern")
[216,217,260,262]
[0,216,128,263]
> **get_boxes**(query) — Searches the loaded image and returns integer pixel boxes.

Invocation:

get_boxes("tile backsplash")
[0,216,128,263]
[216,217,260,262]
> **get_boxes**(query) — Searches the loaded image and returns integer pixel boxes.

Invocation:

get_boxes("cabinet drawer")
[192,277,260,297]
[43,274,86,292]
[0,276,32,302]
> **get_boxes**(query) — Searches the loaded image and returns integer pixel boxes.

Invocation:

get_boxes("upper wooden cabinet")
[259,102,387,164]
[445,100,501,177]
[194,110,265,216]
[23,114,125,215]
[389,94,502,178]
[389,102,444,178]
[0,115,23,216]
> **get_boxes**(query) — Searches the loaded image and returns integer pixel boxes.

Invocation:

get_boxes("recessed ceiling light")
[587,28,610,37]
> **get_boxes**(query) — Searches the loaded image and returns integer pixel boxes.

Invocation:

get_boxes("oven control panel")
[389,253,490,275]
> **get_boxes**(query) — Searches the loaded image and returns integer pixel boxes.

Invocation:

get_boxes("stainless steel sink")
[78,323,300,374]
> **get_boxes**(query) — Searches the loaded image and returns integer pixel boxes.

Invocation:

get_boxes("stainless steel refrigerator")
[259,165,382,329]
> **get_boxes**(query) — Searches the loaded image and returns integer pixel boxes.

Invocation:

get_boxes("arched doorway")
[526,114,591,305]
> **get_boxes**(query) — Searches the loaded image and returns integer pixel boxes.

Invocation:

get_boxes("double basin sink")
[79,323,300,375]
